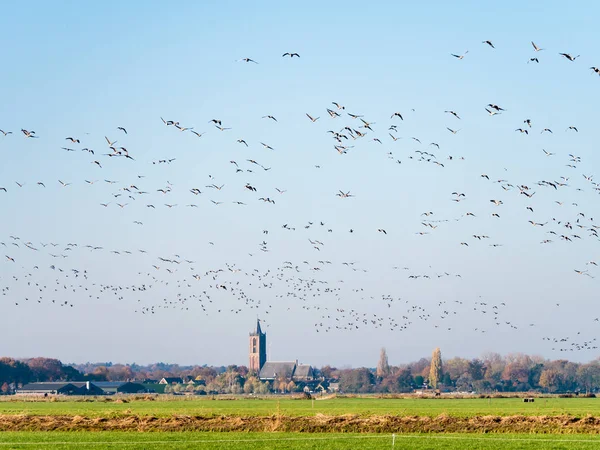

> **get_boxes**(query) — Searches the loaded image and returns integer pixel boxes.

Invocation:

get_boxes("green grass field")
[0,396,598,418]
[2,397,600,449]
[1,432,600,449]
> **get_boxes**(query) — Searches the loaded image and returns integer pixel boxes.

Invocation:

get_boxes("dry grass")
[2,413,600,433]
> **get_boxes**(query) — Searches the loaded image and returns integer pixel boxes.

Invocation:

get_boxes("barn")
[17,382,103,396]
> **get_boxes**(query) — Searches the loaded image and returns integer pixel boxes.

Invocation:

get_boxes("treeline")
[2,352,600,394]
[0,358,234,391]
[341,351,600,394]
[71,361,233,383]
[0,358,272,395]
[0,357,82,392]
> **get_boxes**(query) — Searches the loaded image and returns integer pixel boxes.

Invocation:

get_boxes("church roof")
[258,361,296,380]
[293,364,314,380]
[251,318,265,336]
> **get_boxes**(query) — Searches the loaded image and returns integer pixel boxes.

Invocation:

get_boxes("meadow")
[2,396,600,449]
[2,432,600,449]
[0,395,598,418]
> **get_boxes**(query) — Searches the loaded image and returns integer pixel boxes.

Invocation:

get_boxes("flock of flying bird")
[1,39,599,356]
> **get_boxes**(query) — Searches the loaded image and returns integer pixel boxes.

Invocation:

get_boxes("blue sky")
[1,1,599,367]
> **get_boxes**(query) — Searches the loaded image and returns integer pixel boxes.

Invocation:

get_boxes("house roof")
[293,364,313,380]
[259,361,296,380]
[92,382,130,388]
[20,383,73,391]
[160,377,183,384]
[20,382,106,391]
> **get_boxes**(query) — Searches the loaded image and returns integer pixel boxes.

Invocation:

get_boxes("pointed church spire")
[255,318,263,335]
[249,318,267,374]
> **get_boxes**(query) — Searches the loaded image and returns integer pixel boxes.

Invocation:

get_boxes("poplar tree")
[429,347,443,389]
[376,347,390,378]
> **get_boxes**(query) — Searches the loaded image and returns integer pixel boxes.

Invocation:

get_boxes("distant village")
[2,320,600,396]
[1,320,328,397]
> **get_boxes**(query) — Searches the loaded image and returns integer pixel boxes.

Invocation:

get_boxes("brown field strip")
[2,414,600,433]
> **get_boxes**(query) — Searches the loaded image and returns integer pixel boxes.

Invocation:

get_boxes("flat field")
[0,395,598,418]
[2,432,600,449]
[2,396,600,449]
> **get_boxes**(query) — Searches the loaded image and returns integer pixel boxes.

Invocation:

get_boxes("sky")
[1,1,599,368]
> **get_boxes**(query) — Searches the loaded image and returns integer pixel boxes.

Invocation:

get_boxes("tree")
[468,359,486,381]
[193,367,218,385]
[27,358,64,382]
[244,376,258,394]
[377,376,394,393]
[394,369,414,393]
[257,381,270,394]
[107,364,133,381]
[539,368,561,393]
[443,357,469,385]
[277,377,288,393]
[0,358,31,386]
[221,367,243,394]
[62,365,83,381]
[528,363,544,389]
[412,358,431,377]
[481,352,506,386]
[455,373,474,392]
[23,358,80,382]
[577,362,600,393]
[414,375,425,388]
[339,368,375,393]
[502,353,536,391]
[90,366,109,381]
[251,377,263,393]
[376,348,390,378]
[540,360,578,393]
[212,373,230,393]
[205,381,220,394]
[319,366,337,379]
[442,373,452,386]
[429,348,443,389]
[472,379,492,393]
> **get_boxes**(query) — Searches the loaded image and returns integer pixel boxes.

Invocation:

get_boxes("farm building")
[16,381,147,395]
[159,377,184,385]
[17,382,103,396]
[91,381,148,394]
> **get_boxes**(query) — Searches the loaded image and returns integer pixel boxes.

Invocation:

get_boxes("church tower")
[249,319,267,374]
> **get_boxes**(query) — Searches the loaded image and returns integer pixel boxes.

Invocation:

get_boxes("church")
[249,319,315,383]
